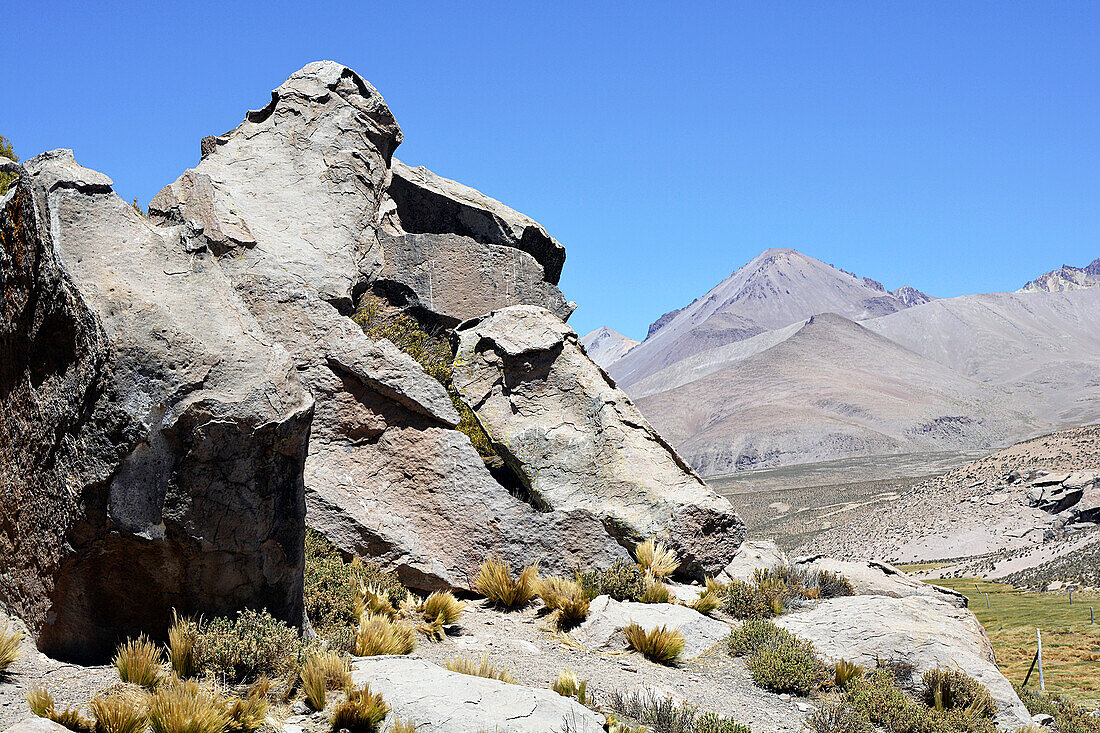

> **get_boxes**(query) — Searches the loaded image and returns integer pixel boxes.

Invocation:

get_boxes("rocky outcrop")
[376,160,573,327]
[791,556,968,608]
[453,305,745,577]
[719,540,788,583]
[777,595,1033,731]
[350,657,604,732]
[1025,470,1098,521]
[149,61,629,590]
[0,150,312,662]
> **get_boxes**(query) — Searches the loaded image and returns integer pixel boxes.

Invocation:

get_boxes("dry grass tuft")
[622,623,684,665]
[635,540,679,579]
[168,613,197,679]
[0,617,23,674]
[27,686,94,732]
[551,669,588,704]
[474,556,539,608]
[355,613,416,656]
[689,590,720,615]
[538,576,591,628]
[90,689,150,733]
[114,635,163,688]
[389,721,417,733]
[223,686,269,733]
[300,650,350,711]
[418,590,466,638]
[354,582,396,620]
[639,576,672,604]
[834,658,865,688]
[444,654,516,684]
[149,680,231,733]
[330,683,389,733]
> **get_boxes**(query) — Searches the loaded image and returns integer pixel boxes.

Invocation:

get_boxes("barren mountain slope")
[634,313,1031,476]
[580,326,639,368]
[864,288,1100,426]
[607,248,925,389]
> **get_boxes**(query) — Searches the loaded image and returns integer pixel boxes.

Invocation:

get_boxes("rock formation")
[0,150,313,662]
[453,306,744,577]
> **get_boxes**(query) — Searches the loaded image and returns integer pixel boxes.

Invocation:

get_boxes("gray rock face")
[453,305,745,577]
[0,150,312,662]
[575,596,730,659]
[2,720,73,733]
[350,656,604,732]
[790,556,968,608]
[1026,470,1098,519]
[718,540,788,583]
[149,62,628,590]
[377,160,573,327]
[776,595,1032,731]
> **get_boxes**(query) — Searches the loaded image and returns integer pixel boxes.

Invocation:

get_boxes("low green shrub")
[720,565,854,619]
[745,635,828,695]
[922,667,994,717]
[721,580,768,619]
[1014,686,1100,733]
[845,669,998,733]
[192,609,300,683]
[576,560,646,602]
[805,702,873,733]
[602,691,751,733]
[726,620,792,656]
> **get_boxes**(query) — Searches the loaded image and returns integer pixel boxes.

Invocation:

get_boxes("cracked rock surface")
[453,305,745,577]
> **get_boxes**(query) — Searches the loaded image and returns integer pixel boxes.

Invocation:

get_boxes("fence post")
[1037,628,1045,691]
[1091,606,1094,624]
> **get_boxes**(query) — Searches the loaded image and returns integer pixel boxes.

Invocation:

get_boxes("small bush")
[721,580,768,619]
[27,687,94,732]
[330,683,389,733]
[834,658,865,688]
[623,623,684,665]
[847,669,932,733]
[745,635,827,695]
[192,609,300,683]
[444,654,515,684]
[355,613,416,656]
[805,702,872,733]
[114,635,163,688]
[726,620,791,656]
[1015,686,1100,733]
[148,681,230,733]
[875,655,917,684]
[576,560,646,602]
[474,556,539,608]
[552,669,588,704]
[602,691,751,733]
[0,136,17,196]
[815,569,856,598]
[922,667,994,718]
[0,617,23,674]
[538,575,591,628]
[90,689,150,733]
[635,540,679,578]
[168,613,197,679]
[693,712,751,733]
[639,577,673,604]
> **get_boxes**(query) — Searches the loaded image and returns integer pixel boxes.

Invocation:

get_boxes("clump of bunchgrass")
[622,623,684,666]
[444,654,516,684]
[330,683,389,733]
[0,617,23,674]
[689,590,720,615]
[834,658,865,689]
[921,667,994,717]
[638,576,673,604]
[720,565,854,620]
[90,688,151,733]
[635,540,679,579]
[223,684,269,733]
[814,569,856,598]
[148,680,231,733]
[114,635,163,688]
[354,613,416,656]
[551,669,588,704]
[301,650,351,710]
[389,722,417,733]
[805,702,872,733]
[416,590,466,638]
[538,575,591,628]
[168,613,197,679]
[474,556,539,608]
[27,686,94,732]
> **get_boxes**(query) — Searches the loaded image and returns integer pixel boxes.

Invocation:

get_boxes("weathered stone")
[719,539,788,583]
[453,306,745,578]
[149,62,629,590]
[776,595,1032,731]
[1074,484,1100,522]
[575,595,730,659]
[1,150,312,662]
[1062,471,1097,490]
[791,556,968,608]
[2,719,73,733]
[350,656,604,732]
[376,160,573,327]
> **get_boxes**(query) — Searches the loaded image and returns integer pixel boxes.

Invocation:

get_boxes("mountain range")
[585,251,1100,476]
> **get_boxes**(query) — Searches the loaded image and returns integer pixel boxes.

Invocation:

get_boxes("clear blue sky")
[5,2,1099,340]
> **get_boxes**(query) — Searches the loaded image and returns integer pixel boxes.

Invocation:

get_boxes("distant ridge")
[1018,257,1100,293]
[580,327,639,368]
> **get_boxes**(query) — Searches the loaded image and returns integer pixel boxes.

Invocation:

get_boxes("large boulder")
[719,539,788,583]
[0,150,312,662]
[575,596,730,659]
[453,305,745,577]
[791,556,968,608]
[776,595,1032,731]
[350,656,604,732]
[149,61,629,589]
[377,160,574,327]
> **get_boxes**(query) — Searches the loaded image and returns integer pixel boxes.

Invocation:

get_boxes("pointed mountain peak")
[1019,257,1100,293]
